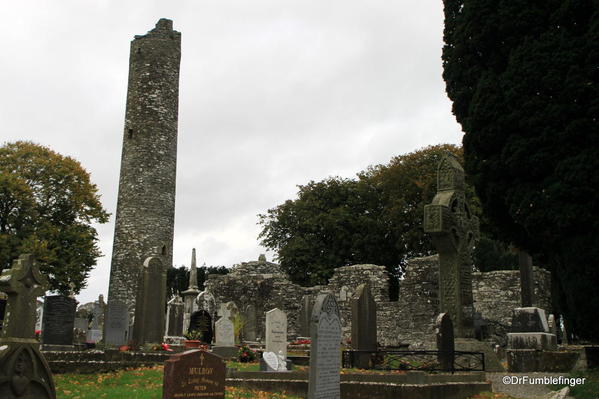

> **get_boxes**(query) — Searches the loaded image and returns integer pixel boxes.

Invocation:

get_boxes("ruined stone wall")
[205,255,552,348]
[107,19,181,312]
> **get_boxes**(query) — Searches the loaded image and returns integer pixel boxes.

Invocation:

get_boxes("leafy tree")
[443,0,599,339]
[259,144,513,299]
[166,265,229,298]
[0,141,109,294]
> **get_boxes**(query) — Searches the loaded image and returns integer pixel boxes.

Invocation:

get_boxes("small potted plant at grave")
[238,344,256,363]
[183,330,203,349]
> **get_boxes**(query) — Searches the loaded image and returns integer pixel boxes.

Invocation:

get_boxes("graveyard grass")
[551,369,599,399]
[53,364,302,399]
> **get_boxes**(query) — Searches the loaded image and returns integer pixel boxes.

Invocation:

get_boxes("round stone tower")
[107,19,181,313]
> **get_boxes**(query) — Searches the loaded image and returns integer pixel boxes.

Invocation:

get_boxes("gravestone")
[547,314,557,336]
[308,292,341,399]
[507,307,556,350]
[35,300,43,331]
[424,153,479,338]
[243,303,257,341]
[133,254,167,345]
[265,308,288,364]
[299,295,314,337]
[42,295,77,346]
[350,284,377,368]
[435,313,455,372]
[165,295,184,337]
[189,310,213,343]
[0,254,56,399]
[213,317,236,358]
[0,296,7,331]
[163,350,226,399]
[104,300,130,346]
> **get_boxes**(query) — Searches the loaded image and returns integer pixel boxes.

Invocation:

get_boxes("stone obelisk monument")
[107,19,181,320]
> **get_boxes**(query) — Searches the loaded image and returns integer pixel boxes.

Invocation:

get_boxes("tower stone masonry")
[107,19,181,314]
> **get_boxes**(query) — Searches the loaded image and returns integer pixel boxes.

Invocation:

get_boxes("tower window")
[161,246,166,256]
[128,129,134,139]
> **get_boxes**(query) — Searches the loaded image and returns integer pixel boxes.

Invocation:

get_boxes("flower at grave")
[237,344,257,363]
[161,343,173,352]
[35,330,42,339]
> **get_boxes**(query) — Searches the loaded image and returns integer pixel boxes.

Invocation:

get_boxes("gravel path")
[486,372,574,399]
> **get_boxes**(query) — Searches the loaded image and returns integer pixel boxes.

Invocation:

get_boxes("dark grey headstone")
[308,293,341,399]
[350,284,377,369]
[0,298,6,331]
[189,310,212,343]
[104,300,129,346]
[351,284,377,351]
[435,313,455,371]
[132,255,167,345]
[299,295,313,337]
[42,295,76,346]
[243,303,257,341]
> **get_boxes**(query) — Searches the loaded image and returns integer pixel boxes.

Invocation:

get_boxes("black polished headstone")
[0,298,6,330]
[42,295,76,346]
[189,310,213,343]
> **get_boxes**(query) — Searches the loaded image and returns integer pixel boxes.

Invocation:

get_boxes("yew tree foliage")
[443,0,599,339]
[258,144,480,300]
[0,141,109,295]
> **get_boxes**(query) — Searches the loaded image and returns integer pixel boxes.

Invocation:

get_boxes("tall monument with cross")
[107,19,181,315]
[0,254,56,398]
[424,153,479,338]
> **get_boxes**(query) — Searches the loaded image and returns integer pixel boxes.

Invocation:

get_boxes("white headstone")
[263,351,279,371]
[215,317,235,346]
[266,308,288,361]
[308,293,341,399]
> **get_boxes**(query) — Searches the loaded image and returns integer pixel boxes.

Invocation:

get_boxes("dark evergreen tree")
[443,0,599,340]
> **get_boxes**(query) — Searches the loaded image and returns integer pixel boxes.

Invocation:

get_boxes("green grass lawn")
[53,364,303,399]
[551,369,599,399]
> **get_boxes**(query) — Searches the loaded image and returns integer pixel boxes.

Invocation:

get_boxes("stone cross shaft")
[424,153,479,338]
[0,254,48,340]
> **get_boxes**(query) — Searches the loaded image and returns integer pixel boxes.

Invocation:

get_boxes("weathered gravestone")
[0,254,56,399]
[42,295,77,347]
[424,153,479,338]
[299,295,313,337]
[163,350,225,399]
[0,295,7,331]
[213,317,236,358]
[189,310,213,343]
[435,313,455,372]
[165,294,184,338]
[265,308,288,363]
[308,292,341,399]
[243,303,257,341]
[350,283,377,368]
[133,254,167,346]
[104,300,130,346]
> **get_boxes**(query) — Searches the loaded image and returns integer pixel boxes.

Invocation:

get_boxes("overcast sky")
[1,1,463,304]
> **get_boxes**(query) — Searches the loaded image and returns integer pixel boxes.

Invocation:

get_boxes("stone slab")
[511,307,549,333]
[508,332,557,350]
[212,346,238,359]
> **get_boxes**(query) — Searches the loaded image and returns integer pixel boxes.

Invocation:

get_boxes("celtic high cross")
[424,153,479,338]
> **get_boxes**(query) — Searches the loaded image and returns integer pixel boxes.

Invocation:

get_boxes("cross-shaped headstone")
[424,153,479,338]
[0,254,48,340]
